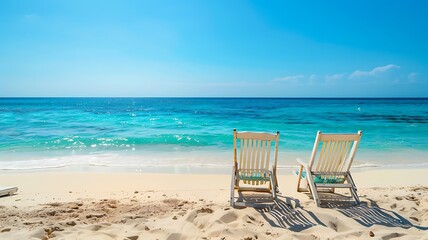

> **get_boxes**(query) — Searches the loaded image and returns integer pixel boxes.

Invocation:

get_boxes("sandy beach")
[2,0,427,238]
[0,168,427,240]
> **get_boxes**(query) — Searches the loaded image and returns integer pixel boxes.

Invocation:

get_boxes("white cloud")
[272,75,305,84]
[349,64,400,79]
[308,74,318,84]
[202,81,260,87]
[325,73,345,83]
[407,72,418,82]
[272,64,416,88]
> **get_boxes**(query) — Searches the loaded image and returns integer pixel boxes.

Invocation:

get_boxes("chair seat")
[315,183,352,188]
[239,169,271,181]
[239,175,271,181]
[314,176,344,184]
[299,171,345,184]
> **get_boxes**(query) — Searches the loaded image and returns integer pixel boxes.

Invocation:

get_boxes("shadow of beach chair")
[328,199,428,230]
[296,131,362,207]
[230,129,280,208]
[0,186,18,197]
[256,196,323,231]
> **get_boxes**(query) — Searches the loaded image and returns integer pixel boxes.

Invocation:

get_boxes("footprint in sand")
[90,225,103,231]
[219,212,238,224]
[185,210,198,222]
[382,232,406,240]
[166,233,182,240]
[410,186,428,192]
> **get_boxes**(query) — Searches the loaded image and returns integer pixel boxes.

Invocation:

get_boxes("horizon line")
[1,96,428,99]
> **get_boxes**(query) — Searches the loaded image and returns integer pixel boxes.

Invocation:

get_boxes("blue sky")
[0,1,427,97]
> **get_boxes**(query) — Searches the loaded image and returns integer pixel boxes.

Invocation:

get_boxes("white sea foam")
[1,149,427,173]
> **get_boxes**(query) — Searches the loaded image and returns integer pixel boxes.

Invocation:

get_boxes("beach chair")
[296,131,362,207]
[0,186,18,197]
[230,129,280,207]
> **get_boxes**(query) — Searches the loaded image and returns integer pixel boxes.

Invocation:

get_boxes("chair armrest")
[296,158,309,171]
[296,158,310,192]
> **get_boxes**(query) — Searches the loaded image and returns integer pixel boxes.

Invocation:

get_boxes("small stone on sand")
[66,221,76,226]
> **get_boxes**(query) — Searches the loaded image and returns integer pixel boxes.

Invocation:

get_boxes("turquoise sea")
[1,98,427,171]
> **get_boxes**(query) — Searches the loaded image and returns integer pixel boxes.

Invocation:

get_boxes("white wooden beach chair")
[230,129,280,207]
[0,186,18,197]
[296,131,362,207]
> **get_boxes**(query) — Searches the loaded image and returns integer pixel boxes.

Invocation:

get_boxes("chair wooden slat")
[239,139,243,169]
[244,139,250,179]
[329,141,340,173]
[255,141,260,185]
[236,132,277,141]
[251,139,257,185]
[260,140,266,172]
[346,131,362,170]
[320,141,331,172]
[315,141,326,170]
[339,141,352,171]
[333,140,345,172]
[265,140,271,170]
[241,139,246,170]
[319,134,361,141]
[325,141,335,174]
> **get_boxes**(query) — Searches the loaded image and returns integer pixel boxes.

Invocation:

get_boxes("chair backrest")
[233,129,280,172]
[308,131,362,173]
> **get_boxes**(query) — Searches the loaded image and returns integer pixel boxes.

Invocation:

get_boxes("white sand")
[0,168,427,239]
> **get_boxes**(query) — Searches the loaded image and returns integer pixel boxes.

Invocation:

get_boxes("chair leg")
[296,165,303,192]
[296,165,309,192]
[350,187,360,204]
[274,168,279,192]
[270,173,277,199]
[230,170,236,207]
[346,172,358,191]
[346,173,360,204]
[306,172,321,207]
[274,174,279,193]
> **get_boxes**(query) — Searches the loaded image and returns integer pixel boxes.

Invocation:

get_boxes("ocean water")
[1,98,427,171]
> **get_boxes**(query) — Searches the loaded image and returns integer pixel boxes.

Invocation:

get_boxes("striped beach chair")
[230,129,280,207]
